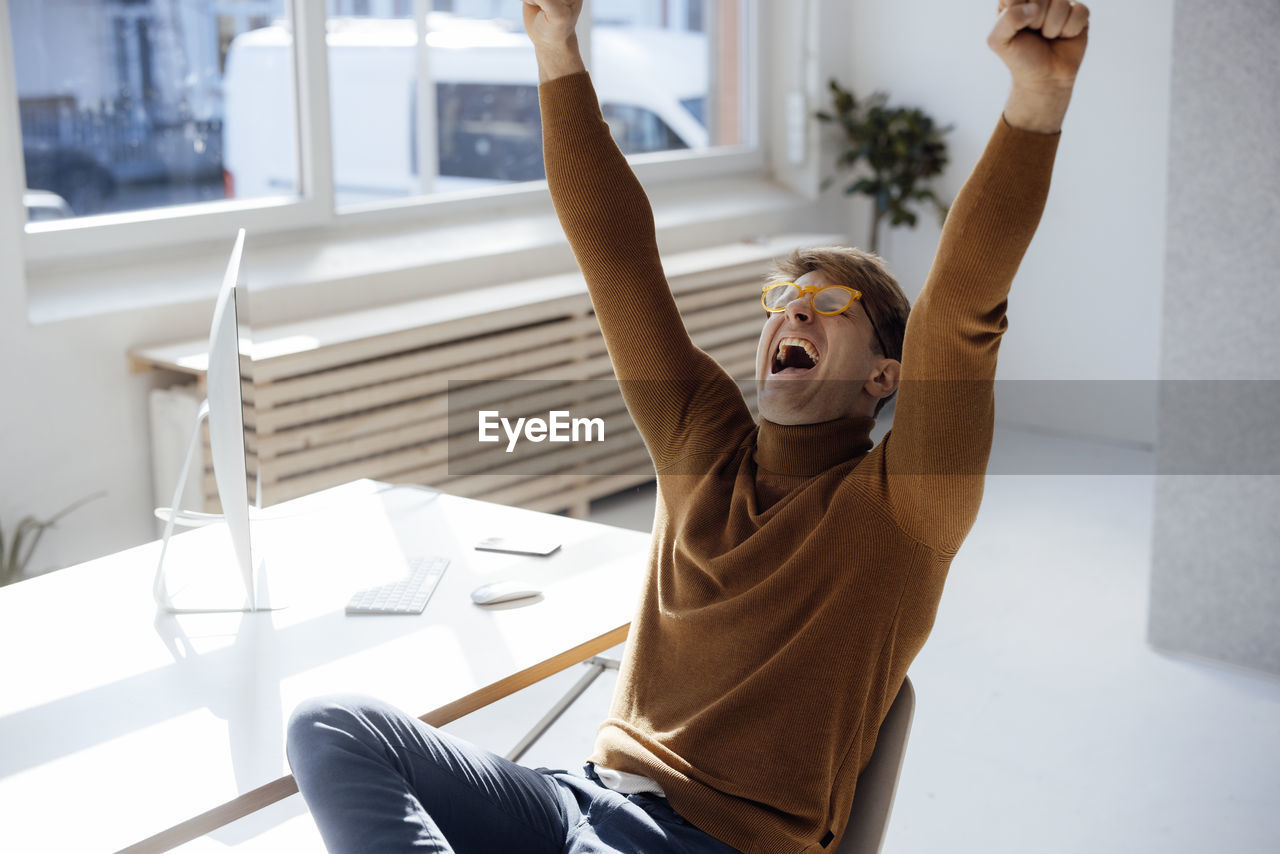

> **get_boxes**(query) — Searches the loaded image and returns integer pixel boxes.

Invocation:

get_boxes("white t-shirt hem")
[594,765,667,797]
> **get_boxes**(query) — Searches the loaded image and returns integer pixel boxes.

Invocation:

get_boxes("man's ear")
[864,358,902,401]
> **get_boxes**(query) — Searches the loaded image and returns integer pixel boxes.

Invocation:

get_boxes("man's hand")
[989,0,1090,133]
[521,0,586,82]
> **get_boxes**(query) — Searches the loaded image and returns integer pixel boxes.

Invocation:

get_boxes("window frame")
[7,0,763,268]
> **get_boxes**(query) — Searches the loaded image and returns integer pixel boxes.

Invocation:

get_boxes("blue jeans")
[287,694,741,853]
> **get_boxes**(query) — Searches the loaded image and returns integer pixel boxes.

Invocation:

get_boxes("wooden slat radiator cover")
[130,235,838,518]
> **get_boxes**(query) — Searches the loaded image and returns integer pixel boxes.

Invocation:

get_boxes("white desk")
[0,481,648,853]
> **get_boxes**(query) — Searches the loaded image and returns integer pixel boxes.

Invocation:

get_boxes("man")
[287,2,1090,851]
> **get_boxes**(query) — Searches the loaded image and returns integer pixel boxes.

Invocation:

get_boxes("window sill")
[26,173,812,328]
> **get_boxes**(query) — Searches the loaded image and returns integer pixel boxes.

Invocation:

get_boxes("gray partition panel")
[1149,0,1280,676]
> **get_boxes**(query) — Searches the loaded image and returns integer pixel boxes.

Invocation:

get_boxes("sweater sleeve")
[881,117,1060,550]
[539,72,754,470]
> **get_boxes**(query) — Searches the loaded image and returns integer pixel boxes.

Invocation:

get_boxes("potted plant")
[1,492,104,586]
[816,79,952,254]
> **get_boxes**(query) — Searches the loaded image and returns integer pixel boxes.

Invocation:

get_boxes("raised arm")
[882,0,1089,548]
[522,0,754,465]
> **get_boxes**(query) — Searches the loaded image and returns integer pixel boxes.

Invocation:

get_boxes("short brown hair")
[767,246,911,415]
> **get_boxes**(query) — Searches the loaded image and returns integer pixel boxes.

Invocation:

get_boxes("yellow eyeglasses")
[761,282,863,315]
[760,282,890,356]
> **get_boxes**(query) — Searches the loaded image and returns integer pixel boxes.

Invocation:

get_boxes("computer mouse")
[470,580,542,606]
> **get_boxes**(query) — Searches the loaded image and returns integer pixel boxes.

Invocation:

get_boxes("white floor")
[185,426,1280,853]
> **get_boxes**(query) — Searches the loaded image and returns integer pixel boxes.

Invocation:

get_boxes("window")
[322,0,749,208]
[10,0,293,221]
[435,83,543,183]
[7,0,757,252]
[602,103,687,155]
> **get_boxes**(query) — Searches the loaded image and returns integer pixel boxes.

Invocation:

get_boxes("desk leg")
[505,656,621,763]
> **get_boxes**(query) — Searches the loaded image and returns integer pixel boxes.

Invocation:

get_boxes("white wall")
[843,0,1173,444]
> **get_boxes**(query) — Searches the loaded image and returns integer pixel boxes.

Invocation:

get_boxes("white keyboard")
[345,555,450,615]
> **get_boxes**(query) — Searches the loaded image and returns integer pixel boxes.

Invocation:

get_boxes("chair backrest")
[832,676,915,854]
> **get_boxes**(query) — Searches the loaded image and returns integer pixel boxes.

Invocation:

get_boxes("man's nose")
[784,296,813,323]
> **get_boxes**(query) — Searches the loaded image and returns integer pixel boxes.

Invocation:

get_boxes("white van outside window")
[224,14,715,207]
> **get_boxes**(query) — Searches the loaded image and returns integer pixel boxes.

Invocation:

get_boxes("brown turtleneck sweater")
[540,72,1058,854]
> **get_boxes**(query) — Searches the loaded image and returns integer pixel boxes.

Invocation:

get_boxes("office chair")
[833,676,915,854]
[510,664,914,854]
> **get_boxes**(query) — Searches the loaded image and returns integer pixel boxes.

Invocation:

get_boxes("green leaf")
[8,518,32,581]
[14,517,51,580]
[845,177,879,197]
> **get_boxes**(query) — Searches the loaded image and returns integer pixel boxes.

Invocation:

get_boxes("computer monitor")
[153,229,279,612]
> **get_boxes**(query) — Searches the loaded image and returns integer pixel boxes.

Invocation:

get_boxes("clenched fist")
[521,0,583,48]
[990,0,1091,132]
[521,0,586,82]
[990,0,1090,90]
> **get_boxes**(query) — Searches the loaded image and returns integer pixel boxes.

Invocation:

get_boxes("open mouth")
[771,337,820,374]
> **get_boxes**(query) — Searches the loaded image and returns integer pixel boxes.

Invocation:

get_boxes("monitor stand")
[152,401,284,613]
